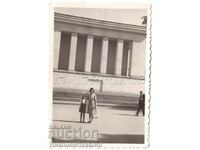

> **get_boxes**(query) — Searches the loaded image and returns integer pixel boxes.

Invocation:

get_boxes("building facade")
[53,12,146,94]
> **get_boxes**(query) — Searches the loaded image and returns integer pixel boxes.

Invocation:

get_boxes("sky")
[54,7,147,26]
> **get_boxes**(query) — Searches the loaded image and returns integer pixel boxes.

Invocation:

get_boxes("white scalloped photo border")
[48,1,151,149]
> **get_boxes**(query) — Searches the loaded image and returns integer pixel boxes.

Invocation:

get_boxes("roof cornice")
[54,13,146,35]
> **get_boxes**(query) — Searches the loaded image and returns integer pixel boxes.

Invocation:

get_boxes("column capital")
[118,39,124,43]
[87,35,93,39]
[71,32,78,37]
[103,37,109,41]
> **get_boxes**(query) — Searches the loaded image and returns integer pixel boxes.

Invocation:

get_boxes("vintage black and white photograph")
[2,0,200,150]
[50,3,150,146]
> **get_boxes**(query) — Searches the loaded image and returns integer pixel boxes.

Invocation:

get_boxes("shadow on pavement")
[51,134,144,144]
[53,119,80,123]
[114,113,136,116]
[52,138,99,143]
[99,134,144,143]
[108,105,138,111]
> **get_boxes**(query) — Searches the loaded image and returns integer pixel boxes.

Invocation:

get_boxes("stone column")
[53,31,61,69]
[100,37,109,74]
[84,35,93,72]
[68,33,78,71]
[115,39,124,75]
[129,39,146,77]
[127,48,131,76]
[129,41,134,76]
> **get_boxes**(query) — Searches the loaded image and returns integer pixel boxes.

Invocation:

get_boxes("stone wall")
[53,71,145,94]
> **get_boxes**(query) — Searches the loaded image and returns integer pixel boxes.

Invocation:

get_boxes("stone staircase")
[53,89,140,109]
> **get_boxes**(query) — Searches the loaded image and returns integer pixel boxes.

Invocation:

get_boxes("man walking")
[136,91,145,116]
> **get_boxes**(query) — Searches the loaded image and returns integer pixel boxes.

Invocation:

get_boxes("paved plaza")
[51,103,144,143]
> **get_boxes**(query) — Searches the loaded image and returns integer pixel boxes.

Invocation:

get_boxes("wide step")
[53,90,139,108]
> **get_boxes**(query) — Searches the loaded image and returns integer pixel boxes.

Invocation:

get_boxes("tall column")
[53,31,61,69]
[115,39,124,75]
[84,35,93,72]
[126,48,131,76]
[100,37,109,74]
[129,39,146,77]
[129,41,134,76]
[68,33,78,71]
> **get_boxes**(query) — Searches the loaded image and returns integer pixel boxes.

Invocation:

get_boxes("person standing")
[79,93,88,123]
[136,91,145,116]
[87,88,97,123]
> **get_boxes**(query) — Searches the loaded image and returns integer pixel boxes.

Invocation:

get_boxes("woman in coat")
[87,88,97,123]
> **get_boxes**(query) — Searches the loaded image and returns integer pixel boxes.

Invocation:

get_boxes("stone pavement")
[51,103,144,143]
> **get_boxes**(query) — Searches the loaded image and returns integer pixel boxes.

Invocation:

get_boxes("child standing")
[79,93,88,123]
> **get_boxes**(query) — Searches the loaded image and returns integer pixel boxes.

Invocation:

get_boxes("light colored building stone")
[53,12,146,94]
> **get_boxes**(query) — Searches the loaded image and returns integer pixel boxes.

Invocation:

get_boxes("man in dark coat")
[136,91,145,116]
